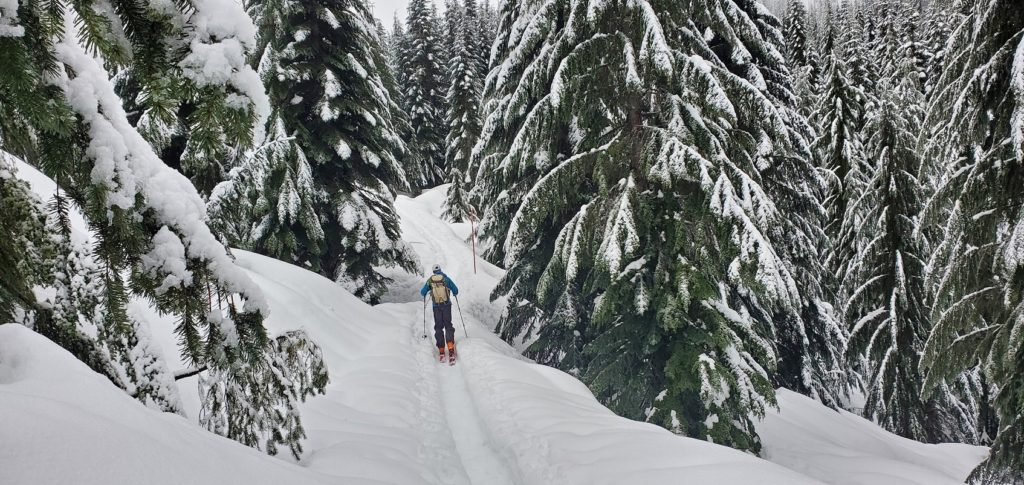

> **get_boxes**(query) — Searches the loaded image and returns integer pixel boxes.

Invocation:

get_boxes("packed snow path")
[436,364,517,485]
[410,329,517,485]
[395,189,519,485]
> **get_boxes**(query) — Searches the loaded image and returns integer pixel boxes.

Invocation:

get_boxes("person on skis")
[421,264,459,362]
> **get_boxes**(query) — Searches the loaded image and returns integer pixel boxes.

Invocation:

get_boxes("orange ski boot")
[447,341,457,365]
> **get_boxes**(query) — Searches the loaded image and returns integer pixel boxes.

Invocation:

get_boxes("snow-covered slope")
[757,389,988,485]
[0,165,988,484]
[0,324,333,485]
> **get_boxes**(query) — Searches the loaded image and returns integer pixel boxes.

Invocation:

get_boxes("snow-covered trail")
[230,186,526,485]
[436,364,517,485]
[388,187,520,485]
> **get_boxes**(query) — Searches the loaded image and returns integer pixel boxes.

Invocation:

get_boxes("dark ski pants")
[433,303,455,348]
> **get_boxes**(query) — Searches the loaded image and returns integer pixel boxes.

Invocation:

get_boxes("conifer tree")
[103,0,271,196]
[200,329,328,460]
[784,0,810,69]
[0,156,44,323]
[387,17,425,188]
[0,0,272,368]
[0,0,330,457]
[379,22,422,191]
[443,0,483,221]
[206,147,266,250]
[844,4,877,110]
[747,0,851,409]
[441,0,462,72]
[842,55,975,442]
[404,0,449,188]
[920,1,954,97]
[250,115,324,267]
[474,0,812,451]
[921,0,1024,479]
[814,50,869,302]
[477,0,499,69]
[783,0,817,117]
[844,71,929,439]
[392,16,413,98]
[463,0,489,80]
[255,0,417,301]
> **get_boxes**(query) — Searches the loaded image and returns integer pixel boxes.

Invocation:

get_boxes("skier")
[421,264,460,363]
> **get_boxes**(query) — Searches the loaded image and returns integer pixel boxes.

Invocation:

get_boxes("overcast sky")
[369,0,409,25]
[371,0,452,28]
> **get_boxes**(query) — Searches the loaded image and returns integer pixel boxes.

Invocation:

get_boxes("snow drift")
[0,324,333,485]
[758,389,988,485]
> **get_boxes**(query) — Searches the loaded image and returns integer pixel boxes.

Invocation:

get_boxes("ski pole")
[454,294,468,338]
[422,296,428,339]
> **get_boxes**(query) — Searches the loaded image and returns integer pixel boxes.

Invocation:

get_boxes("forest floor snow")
[0,166,989,484]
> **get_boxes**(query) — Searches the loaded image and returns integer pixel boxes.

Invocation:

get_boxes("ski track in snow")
[395,188,520,485]
[436,363,517,485]
[406,321,472,485]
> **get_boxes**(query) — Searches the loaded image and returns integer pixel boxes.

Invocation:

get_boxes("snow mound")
[455,339,822,484]
[758,389,987,485]
[0,324,334,485]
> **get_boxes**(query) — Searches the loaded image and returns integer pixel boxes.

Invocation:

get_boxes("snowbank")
[0,324,334,485]
[456,339,823,484]
[757,389,987,485]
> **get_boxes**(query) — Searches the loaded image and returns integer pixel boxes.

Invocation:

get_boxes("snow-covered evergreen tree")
[200,329,328,460]
[253,0,417,301]
[844,4,877,112]
[100,0,271,196]
[477,0,499,70]
[813,46,869,304]
[463,0,490,80]
[867,0,927,90]
[443,0,483,222]
[921,0,1024,479]
[49,202,184,414]
[746,0,851,409]
[842,55,974,443]
[1,0,272,367]
[377,20,421,191]
[0,155,47,324]
[403,0,449,188]
[385,17,425,188]
[920,0,954,97]
[783,0,818,117]
[784,0,810,69]
[441,0,463,74]
[0,0,335,457]
[206,147,266,250]
[0,154,185,414]
[391,15,413,100]
[473,0,814,452]
[250,115,324,267]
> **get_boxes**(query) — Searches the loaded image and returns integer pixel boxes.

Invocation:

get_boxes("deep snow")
[0,324,335,485]
[0,166,989,484]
